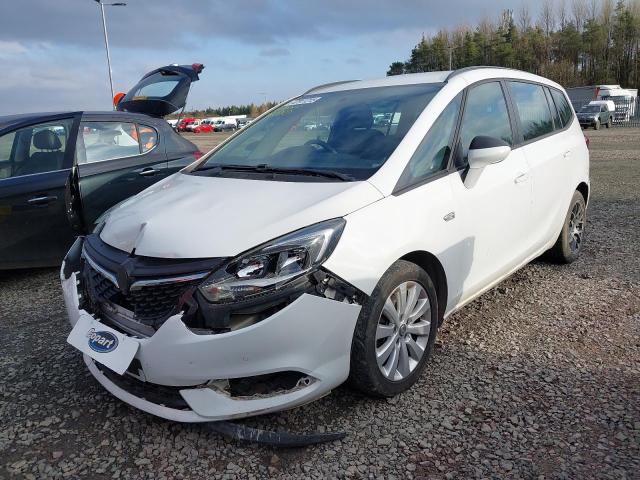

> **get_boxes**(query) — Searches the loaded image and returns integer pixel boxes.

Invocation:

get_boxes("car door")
[0,116,79,268]
[447,80,533,303]
[73,118,169,230]
[506,81,568,252]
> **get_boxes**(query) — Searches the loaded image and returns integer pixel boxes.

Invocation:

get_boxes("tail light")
[192,63,205,74]
[193,151,204,160]
[584,135,590,150]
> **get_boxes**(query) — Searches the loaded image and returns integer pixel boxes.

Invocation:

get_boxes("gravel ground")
[1,128,638,479]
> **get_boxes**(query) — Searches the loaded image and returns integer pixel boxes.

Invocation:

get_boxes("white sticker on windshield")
[288,96,322,106]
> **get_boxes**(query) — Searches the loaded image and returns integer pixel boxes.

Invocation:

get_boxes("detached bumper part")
[62,264,361,421]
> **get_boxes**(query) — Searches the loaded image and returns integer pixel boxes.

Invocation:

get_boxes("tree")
[387,62,405,76]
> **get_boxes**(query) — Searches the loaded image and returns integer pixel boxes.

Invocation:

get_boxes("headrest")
[332,104,373,131]
[33,130,62,150]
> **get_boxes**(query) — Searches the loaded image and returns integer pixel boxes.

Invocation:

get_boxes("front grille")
[83,261,201,330]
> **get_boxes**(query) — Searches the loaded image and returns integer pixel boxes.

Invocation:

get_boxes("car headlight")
[199,218,346,303]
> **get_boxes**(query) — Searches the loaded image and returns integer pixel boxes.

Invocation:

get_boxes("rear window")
[508,82,554,141]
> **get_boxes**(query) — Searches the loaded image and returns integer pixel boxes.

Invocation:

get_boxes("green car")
[576,104,613,129]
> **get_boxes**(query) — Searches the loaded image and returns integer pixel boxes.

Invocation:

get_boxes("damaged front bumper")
[61,238,362,422]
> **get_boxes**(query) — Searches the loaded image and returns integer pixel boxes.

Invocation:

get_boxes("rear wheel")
[349,260,439,397]
[546,190,586,264]
[606,118,612,128]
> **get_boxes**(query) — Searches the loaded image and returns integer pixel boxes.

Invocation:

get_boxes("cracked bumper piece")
[62,271,361,422]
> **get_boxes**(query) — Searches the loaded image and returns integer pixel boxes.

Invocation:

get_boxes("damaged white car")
[62,67,589,423]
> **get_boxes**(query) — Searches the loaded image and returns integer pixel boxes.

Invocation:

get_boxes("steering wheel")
[305,139,337,154]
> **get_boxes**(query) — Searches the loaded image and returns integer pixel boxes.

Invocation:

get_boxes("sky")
[0,0,522,115]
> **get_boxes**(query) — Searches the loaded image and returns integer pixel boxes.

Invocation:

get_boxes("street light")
[94,0,127,108]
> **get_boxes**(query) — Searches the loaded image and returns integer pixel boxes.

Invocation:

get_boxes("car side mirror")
[464,136,511,188]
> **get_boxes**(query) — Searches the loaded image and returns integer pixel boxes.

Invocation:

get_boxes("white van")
[62,67,589,423]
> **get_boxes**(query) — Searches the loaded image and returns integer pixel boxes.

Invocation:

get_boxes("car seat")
[18,130,65,175]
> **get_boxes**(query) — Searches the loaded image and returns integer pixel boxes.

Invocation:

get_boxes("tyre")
[546,190,586,264]
[348,260,439,397]
[594,119,600,130]
[606,118,612,128]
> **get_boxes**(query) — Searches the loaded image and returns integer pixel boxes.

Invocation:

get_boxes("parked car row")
[0,63,204,269]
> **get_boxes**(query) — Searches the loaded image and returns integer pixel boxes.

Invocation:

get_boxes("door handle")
[514,173,529,184]
[27,195,58,205]
[139,168,159,177]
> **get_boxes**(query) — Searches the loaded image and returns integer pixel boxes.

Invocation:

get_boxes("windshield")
[580,106,599,113]
[193,84,442,181]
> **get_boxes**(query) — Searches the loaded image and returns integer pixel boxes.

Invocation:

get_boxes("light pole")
[94,0,126,108]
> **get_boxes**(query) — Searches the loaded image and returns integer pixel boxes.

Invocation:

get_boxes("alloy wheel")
[568,201,585,254]
[375,281,431,381]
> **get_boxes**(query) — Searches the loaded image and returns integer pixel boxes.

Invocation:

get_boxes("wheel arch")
[400,251,448,324]
[577,182,589,204]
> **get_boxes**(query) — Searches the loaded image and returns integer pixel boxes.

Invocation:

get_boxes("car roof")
[308,67,565,95]
[0,110,167,133]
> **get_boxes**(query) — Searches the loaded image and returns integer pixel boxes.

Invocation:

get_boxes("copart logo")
[87,328,118,353]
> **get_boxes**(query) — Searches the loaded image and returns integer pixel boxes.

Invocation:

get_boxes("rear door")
[0,116,79,268]
[74,117,169,229]
[116,64,204,117]
[506,81,569,252]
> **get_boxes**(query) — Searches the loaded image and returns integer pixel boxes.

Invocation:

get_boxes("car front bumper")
[61,266,361,422]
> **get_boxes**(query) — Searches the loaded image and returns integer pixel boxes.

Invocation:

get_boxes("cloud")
[259,47,291,57]
[0,40,27,57]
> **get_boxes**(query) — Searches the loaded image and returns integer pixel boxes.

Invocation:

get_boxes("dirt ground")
[1,128,638,479]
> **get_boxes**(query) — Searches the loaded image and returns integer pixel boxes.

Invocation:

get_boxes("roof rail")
[303,80,359,95]
[445,66,519,81]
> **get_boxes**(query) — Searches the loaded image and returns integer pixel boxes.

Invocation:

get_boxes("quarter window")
[549,89,574,128]
[0,119,73,179]
[509,82,554,141]
[138,125,158,153]
[544,87,563,130]
[396,94,462,190]
[456,82,512,168]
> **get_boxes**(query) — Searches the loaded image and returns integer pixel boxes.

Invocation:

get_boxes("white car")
[61,67,589,423]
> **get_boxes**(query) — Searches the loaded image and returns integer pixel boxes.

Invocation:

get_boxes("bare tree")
[572,0,588,32]
[558,0,568,29]
[585,0,599,21]
[518,3,532,30]
[539,0,556,37]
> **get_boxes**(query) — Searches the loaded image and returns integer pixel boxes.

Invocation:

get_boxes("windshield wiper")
[198,164,354,181]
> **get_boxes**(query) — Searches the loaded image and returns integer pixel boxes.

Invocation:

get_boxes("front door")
[75,120,169,229]
[0,117,78,268]
[447,81,532,304]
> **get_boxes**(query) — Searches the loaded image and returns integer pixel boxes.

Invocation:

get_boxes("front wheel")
[594,120,600,130]
[546,190,586,263]
[348,260,439,397]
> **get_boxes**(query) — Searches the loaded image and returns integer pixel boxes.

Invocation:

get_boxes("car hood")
[99,172,383,258]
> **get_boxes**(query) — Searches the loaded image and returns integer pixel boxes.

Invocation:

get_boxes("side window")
[0,119,73,179]
[137,124,158,153]
[550,89,573,128]
[396,94,462,190]
[457,82,512,168]
[79,122,141,164]
[509,81,554,141]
